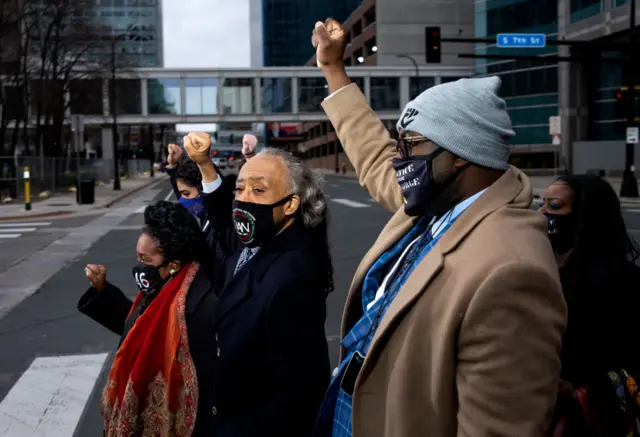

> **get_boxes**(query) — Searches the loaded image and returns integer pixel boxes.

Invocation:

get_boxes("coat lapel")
[353,166,531,383]
[341,209,416,340]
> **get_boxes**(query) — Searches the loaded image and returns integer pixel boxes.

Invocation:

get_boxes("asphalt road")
[0,175,638,437]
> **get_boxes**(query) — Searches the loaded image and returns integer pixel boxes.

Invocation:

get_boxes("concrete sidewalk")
[316,169,634,201]
[0,174,168,221]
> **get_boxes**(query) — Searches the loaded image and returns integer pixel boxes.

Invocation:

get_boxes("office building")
[88,0,164,68]
[249,0,264,67]
[261,0,363,67]
[475,0,639,172]
[299,0,474,171]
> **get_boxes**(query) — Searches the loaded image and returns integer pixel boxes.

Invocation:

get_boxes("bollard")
[24,166,31,211]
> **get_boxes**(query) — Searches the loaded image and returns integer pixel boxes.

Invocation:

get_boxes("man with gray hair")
[310,18,567,437]
[184,132,332,437]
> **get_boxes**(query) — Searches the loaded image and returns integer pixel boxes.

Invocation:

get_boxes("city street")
[0,175,638,436]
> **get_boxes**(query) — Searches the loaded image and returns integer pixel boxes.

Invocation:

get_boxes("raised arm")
[313,19,403,212]
[165,143,182,200]
[184,132,240,256]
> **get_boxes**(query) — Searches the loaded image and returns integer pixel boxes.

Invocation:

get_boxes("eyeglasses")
[396,135,428,159]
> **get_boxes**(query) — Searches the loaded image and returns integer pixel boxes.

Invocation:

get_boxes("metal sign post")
[71,115,85,204]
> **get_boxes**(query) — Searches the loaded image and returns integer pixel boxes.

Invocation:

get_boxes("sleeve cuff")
[201,176,223,194]
[323,86,349,102]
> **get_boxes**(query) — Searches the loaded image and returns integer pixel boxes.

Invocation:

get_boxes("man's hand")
[166,143,182,168]
[312,19,346,69]
[242,134,258,158]
[184,132,212,166]
[85,264,107,292]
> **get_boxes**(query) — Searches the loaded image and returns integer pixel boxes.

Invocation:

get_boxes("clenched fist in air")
[85,264,107,292]
[183,132,212,166]
[166,143,183,168]
[312,18,347,69]
[242,134,258,158]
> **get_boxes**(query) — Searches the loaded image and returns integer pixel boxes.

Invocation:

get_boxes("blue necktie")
[233,247,253,275]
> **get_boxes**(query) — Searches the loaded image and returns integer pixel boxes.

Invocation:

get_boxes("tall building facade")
[249,0,264,67]
[474,0,638,170]
[474,0,559,166]
[261,0,362,67]
[299,0,474,171]
[90,0,164,68]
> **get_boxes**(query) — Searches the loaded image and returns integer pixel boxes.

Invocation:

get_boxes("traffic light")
[425,26,441,64]
[615,89,627,132]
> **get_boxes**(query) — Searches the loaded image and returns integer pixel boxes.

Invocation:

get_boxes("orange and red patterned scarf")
[101,262,200,437]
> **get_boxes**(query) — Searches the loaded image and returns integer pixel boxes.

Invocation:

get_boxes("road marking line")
[331,198,370,208]
[0,352,109,437]
[625,208,640,213]
[368,198,376,203]
[0,234,20,238]
[0,222,51,227]
[164,190,174,201]
[135,206,146,214]
[0,228,36,233]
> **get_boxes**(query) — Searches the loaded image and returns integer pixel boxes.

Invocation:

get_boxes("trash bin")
[76,178,95,205]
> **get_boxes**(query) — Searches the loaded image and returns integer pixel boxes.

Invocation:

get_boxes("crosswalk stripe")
[0,234,20,238]
[0,353,109,437]
[0,222,51,227]
[0,228,36,233]
[135,206,146,214]
[331,198,370,208]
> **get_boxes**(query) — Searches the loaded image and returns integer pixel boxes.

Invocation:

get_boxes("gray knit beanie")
[396,76,515,170]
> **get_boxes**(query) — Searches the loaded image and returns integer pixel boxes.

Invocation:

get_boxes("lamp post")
[620,0,638,197]
[110,34,121,190]
[396,54,419,77]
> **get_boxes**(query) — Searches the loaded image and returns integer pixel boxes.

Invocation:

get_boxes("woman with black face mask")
[539,174,640,437]
[77,201,223,437]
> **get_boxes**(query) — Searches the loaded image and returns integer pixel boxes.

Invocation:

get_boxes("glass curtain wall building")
[475,0,559,152]
[262,0,362,66]
[89,0,164,68]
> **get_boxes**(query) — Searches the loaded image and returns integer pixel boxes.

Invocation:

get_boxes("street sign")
[71,114,84,133]
[627,126,639,144]
[497,33,546,48]
[549,116,561,135]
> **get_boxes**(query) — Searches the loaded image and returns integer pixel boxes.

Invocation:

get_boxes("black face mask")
[232,195,293,248]
[545,213,575,255]
[392,149,467,217]
[132,261,170,295]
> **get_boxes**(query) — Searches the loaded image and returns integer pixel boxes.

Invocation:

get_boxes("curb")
[0,210,74,222]
[0,175,168,222]
[104,175,168,208]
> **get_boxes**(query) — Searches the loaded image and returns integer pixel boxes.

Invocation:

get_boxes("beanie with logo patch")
[396,76,515,170]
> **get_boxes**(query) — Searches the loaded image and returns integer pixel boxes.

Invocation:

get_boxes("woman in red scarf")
[78,200,221,437]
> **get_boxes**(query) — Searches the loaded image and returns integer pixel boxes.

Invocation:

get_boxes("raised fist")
[184,132,212,165]
[166,143,182,168]
[312,19,346,69]
[85,264,107,292]
[242,134,258,157]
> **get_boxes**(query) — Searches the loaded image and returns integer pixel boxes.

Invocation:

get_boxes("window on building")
[363,6,376,27]
[486,0,557,36]
[352,20,362,38]
[570,0,602,22]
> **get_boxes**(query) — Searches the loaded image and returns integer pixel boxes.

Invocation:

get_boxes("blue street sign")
[496,33,546,48]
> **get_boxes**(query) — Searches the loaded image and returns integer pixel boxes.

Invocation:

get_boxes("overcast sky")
[162,0,251,68]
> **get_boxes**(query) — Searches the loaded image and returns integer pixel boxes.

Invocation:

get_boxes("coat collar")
[342,166,532,363]
[215,218,308,323]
